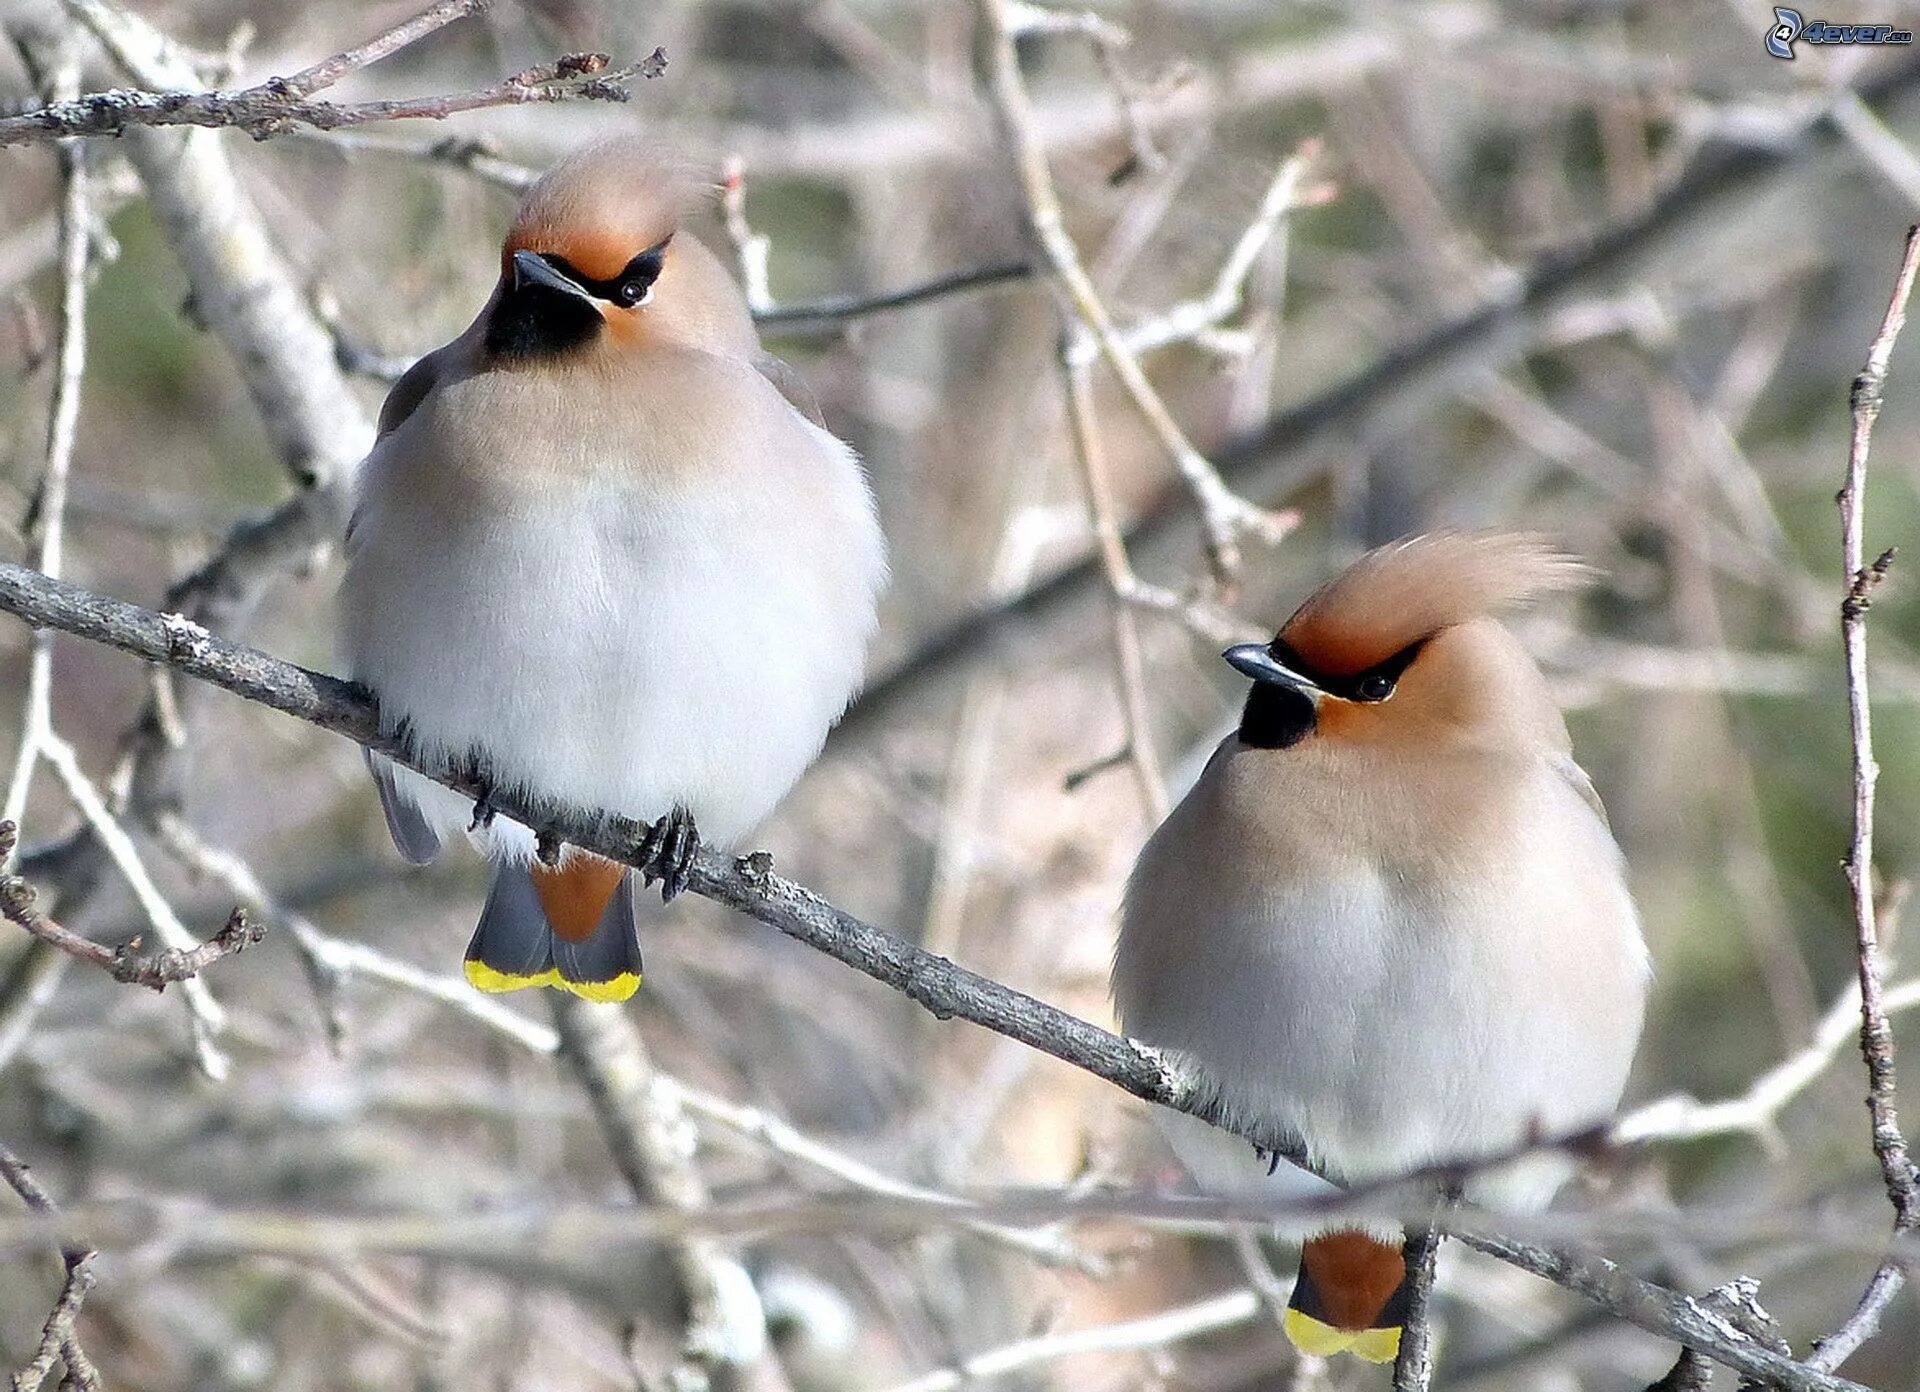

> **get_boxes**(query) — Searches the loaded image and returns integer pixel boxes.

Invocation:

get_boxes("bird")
[338,137,887,1003]
[1112,532,1648,1363]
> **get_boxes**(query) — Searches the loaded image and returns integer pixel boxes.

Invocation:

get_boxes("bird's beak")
[511,250,595,305]
[1223,643,1324,700]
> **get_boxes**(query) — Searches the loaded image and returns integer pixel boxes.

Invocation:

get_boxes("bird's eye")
[615,278,652,307]
[1354,672,1396,702]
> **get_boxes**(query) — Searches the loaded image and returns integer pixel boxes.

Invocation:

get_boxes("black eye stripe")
[539,237,670,305]
[1269,636,1425,702]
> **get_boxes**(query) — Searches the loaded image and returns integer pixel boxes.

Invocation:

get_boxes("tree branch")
[0,560,1890,1392]
[0,823,262,990]
[1812,221,1920,1375]
[0,0,665,148]
[1,1140,100,1392]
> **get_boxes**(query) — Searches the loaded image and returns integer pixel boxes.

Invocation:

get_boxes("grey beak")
[511,250,595,303]
[1223,643,1323,698]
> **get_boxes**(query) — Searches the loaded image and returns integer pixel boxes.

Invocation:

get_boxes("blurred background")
[3,0,1920,1388]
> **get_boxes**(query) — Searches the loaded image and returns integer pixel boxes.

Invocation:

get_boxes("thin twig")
[977,0,1291,585]
[0,822,261,990]
[1812,221,1920,1375]
[1,1140,100,1392]
[38,732,233,1078]
[1390,1226,1442,1391]
[1619,973,1920,1147]
[1059,337,1167,819]
[0,2,665,148]
[268,0,482,101]
[879,1288,1261,1392]
[1,41,89,842]
[720,156,775,316]
[150,810,557,1055]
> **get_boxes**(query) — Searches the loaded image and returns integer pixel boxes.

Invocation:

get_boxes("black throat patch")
[485,283,603,361]
[1238,681,1316,750]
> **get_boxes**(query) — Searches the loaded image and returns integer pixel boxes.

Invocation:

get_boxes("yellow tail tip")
[1350,1325,1402,1364]
[463,960,642,1001]
[557,972,643,1003]
[464,960,562,994]
[1282,1309,1400,1364]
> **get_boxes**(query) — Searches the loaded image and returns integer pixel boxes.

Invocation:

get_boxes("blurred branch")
[0,562,1891,1392]
[150,809,559,1055]
[1811,221,1920,1376]
[664,1078,1105,1275]
[1058,341,1168,818]
[0,0,664,147]
[879,1287,1262,1392]
[753,260,1036,332]
[1,34,88,843]
[1,1139,100,1392]
[62,0,375,486]
[551,996,786,1392]
[720,156,775,317]
[840,52,1920,741]
[0,0,376,1077]
[1620,970,1920,1149]
[0,1189,1893,1392]
[1069,140,1328,367]
[977,0,1293,586]
[0,820,260,989]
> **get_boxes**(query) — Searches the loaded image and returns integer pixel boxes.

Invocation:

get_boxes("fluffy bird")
[1113,532,1648,1362]
[339,139,886,1002]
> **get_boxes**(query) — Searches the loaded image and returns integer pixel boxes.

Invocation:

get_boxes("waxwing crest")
[1279,531,1590,677]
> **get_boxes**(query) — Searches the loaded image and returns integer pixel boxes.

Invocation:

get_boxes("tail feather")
[1283,1230,1410,1365]
[465,862,560,993]
[464,856,643,1002]
[550,870,643,1002]
[366,751,442,865]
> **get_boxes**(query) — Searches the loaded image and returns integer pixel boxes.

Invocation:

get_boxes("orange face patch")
[531,855,627,942]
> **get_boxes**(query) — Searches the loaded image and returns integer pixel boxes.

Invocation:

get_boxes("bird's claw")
[1252,1144,1282,1177]
[639,806,700,903]
[468,778,497,832]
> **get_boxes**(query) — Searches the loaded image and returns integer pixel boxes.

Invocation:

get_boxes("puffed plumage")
[1113,533,1648,1361]
[339,139,886,1000]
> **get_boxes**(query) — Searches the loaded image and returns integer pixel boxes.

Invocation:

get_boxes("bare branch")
[719,156,776,317]
[1390,1226,1442,1392]
[1619,974,1920,1147]
[1,1140,100,1392]
[0,822,262,990]
[0,561,1893,1392]
[1,39,90,839]
[879,1287,1262,1392]
[976,0,1292,584]
[268,0,483,101]
[1813,221,1920,1374]
[0,0,666,148]
[551,997,786,1391]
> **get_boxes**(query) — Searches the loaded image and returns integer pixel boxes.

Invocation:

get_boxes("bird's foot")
[639,806,700,903]
[1252,1144,1283,1177]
